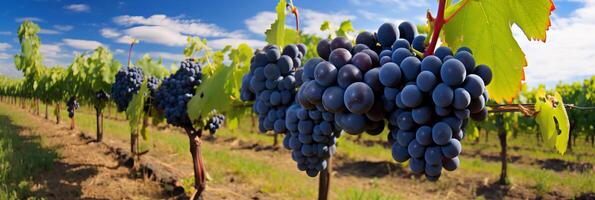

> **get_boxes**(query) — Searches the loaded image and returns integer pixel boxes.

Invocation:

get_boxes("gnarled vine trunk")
[186,128,206,200]
[95,107,104,142]
[45,102,49,120]
[497,115,509,185]
[55,103,61,124]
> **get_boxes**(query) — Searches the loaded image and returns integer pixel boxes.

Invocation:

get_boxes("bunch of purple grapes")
[111,67,144,111]
[364,22,492,181]
[239,44,306,134]
[296,21,491,181]
[205,114,226,134]
[154,59,203,128]
[67,96,79,118]
[283,104,341,177]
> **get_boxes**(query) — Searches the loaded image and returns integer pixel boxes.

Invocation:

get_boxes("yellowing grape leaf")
[534,87,569,155]
[443,0,555,102]
[265,0,287,47]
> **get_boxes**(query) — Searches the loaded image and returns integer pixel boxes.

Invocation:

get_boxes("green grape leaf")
[442,0,555,102]
[265,0,287,47]
[336,20,354,37]
[534,87,570,155]
[187,65,234,121]
[284,28,299,46]
[320,21,331,32]
[126,83,148,140]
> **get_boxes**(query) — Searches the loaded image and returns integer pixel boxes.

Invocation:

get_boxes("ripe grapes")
[299,21,493,181]
[155,59,203,128]
[111,67,144,111]
[240,44,306,134]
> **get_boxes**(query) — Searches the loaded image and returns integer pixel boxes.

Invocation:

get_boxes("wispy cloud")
[39,29,60,35]
[244,11,277,35]
[54,25,73,31]
[15,17,43,22]
[62,39,104,50]
[64,4,90,12]
[0,43,11,51]
[0,31,10,36]
[105,14,248,49]
[100,28,121,38]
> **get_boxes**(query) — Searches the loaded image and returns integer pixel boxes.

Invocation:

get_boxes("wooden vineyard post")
[318,157,332,200]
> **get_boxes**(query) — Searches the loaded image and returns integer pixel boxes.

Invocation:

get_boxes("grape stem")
[287,0,300,32]
[424,0,447,57]
[127,40,136,68]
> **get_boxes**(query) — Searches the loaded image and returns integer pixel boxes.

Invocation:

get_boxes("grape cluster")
[144,76,161,112]
[283,104,341,177]
[299,21,491,180]
[155,59,203,127]
[66,96,79,118]
[205,114,226,134]
[239,44,306,134]
[111,67,144,112]
[147,76,160,97]
[360,22,492,181]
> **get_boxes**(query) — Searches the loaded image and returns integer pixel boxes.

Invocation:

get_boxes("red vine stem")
[424,0,447,57]
[127,40,136,68]
[287,1,300,32]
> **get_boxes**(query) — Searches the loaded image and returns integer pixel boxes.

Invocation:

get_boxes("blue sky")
[0,0,593,87]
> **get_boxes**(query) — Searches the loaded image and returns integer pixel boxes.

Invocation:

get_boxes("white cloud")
[62,39,104,50]
[100,28,121,38]
[245,11,277,35]
[349,0,429,10]
[0,31,10,36]
[209,38,267,49]
[64,4,90,12]
[0,62,22,77]
[122,26,186,46]
[113,14,232,37]
[0,53,11,59]
[0,43,11,51]
[15,17,43,22]
[300,9,356,37]
[108,14,248,48]
[40,44,62,58]
[39,29,60,35]
[54,25,73,31]
[518,0,595,86]
[115,49,125,55]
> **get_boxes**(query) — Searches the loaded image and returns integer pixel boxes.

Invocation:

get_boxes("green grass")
[0,106,58,200]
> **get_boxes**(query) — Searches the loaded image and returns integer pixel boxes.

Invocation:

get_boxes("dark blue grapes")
[67,96,79,118]
[111,67,144,111]
[205,114,225,134]
[284,104,341,177]
[240,44,305,134]
[296,21,493,181]
[155,59,203,128]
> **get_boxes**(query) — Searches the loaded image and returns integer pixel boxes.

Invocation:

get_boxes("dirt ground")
[17,116,167,199]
